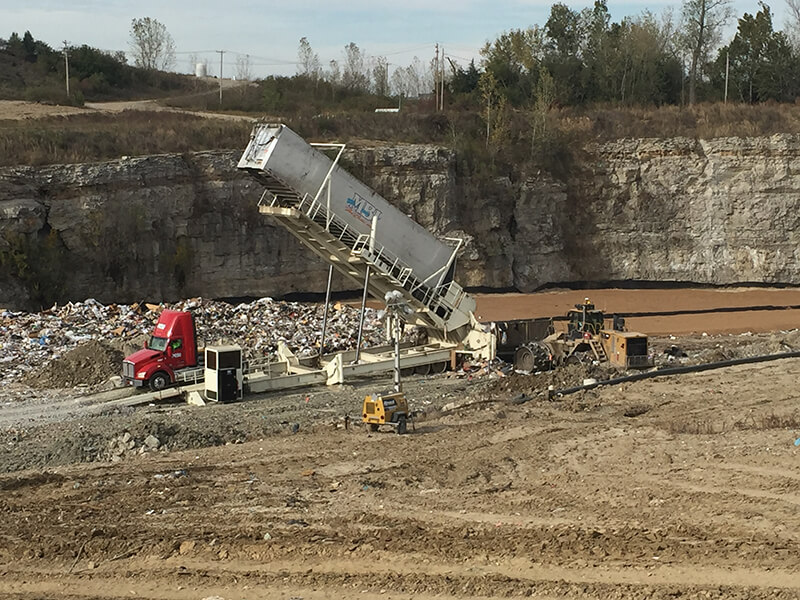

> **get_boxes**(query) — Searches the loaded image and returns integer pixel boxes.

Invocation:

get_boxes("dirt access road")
[0,84,255,122]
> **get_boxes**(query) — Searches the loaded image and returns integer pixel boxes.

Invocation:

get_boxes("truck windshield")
[147,336,168,351]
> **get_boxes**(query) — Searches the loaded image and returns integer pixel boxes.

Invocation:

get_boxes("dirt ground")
[0,96,255,122]
[2,296,800,599]
[473,287,800,335]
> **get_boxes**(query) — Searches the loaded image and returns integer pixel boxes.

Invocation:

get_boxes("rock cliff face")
[2,135,800,309]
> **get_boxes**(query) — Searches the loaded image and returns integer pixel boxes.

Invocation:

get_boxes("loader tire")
[514,343,552,372]
[397,416,408,435]
[149,371,170,392]
[369,424,379,432]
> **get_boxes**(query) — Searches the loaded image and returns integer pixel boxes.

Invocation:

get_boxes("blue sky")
[0,0,787,78]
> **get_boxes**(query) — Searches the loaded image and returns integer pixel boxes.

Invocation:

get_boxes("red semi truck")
[122,310,200,391]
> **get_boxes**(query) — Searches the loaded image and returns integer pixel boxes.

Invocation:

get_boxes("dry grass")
[665,410,800,435]
[4,102,800,168]
[554,102,800,141]
[0,111,252,167]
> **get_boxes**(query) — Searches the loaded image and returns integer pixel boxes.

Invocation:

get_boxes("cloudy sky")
[1,0,787,78]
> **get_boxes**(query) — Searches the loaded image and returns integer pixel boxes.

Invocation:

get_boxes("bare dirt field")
[0,99,90,119]
[1,295,800,599]
[0,93,255,122]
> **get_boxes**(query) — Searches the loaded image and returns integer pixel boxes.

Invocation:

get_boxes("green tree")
[21,31,36,62]
[481,27,544,105]
[129,17,175,71]
[613,13,682,105]
[544,3,586,104]
[449,59,480,95]
[716,2,797,102]
[581,0,612,101]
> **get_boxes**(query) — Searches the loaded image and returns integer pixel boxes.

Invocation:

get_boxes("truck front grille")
[123,361,135,378]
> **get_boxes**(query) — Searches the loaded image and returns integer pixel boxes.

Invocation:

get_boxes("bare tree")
[680,0,732,104]
[479,70,509,158]
[530,67,555,156]
[785,0,800,48]
[129,17,176,71]
[372,56,389,96]
[342,42,369,91]
[327,59,341,86]
[297,37,321,79]
[235,54,252,81]
[390,67,410,97]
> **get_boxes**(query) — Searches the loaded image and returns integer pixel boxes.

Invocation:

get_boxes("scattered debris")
[0,296,385,394]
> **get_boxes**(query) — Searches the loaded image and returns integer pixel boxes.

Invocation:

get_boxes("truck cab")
[122,310,198,391]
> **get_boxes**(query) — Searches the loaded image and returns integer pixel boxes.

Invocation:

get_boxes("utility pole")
[216,50,225,107]
[62,41,70,97]
[439,46,445,111]
[724,52,729,104]
[434,43,439,110]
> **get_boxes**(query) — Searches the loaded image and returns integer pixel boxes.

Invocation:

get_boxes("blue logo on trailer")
[345,194,382,225]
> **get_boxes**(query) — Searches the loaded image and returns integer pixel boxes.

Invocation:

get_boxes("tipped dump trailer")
[238,123,480,339]
[238,124,456,290]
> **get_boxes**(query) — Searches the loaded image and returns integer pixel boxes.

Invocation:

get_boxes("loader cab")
[567,299,605,338]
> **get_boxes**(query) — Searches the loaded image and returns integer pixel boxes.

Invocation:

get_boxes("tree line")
[4,3,800,113]
[0,20,196,103]
[294,0,800,108]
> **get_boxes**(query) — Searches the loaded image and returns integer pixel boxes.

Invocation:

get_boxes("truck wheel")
[397,416,407,435]
[414,363,431,376]
[149,371,170,392]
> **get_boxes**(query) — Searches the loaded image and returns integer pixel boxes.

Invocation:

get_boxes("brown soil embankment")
[473,287,800,334]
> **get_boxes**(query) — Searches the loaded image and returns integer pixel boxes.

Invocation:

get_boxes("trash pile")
[453,358,512,380]
[0,297,384,389]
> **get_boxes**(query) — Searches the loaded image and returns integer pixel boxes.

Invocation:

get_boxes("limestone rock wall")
[559,135,800,289]
[2,135,800,310]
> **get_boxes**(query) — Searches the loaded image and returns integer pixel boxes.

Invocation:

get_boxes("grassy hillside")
[0,31,209,104]
[0,112,252,166]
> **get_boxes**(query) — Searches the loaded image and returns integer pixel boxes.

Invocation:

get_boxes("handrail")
[270,191,457,320]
